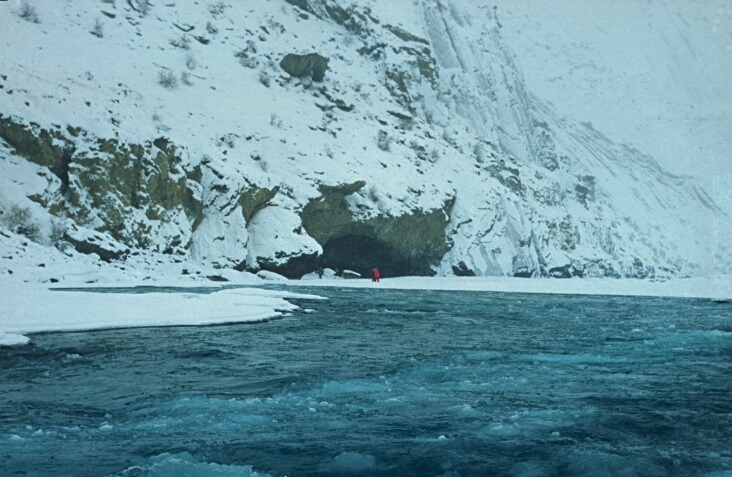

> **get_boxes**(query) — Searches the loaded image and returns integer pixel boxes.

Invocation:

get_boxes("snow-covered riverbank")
[2,218,730,346]
[300,273,732,299]
[2,252,729,347]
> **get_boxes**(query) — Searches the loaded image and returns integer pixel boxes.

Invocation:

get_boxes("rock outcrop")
[300,182,453,277]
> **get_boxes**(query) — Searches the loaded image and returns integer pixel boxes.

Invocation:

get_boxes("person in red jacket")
[371,268,381,282]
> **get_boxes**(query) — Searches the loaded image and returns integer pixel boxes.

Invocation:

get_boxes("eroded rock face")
[0,117,199,256]
[243,205,321,278]
[0,115,315,274]
[300,182,452,277]
[0,115,75,190]
[0,116,314,273]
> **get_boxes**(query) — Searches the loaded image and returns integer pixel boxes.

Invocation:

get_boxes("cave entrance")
[321,234,401,278]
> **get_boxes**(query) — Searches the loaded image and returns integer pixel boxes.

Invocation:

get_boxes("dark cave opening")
[320,234,431,278]
[321,234,391,278]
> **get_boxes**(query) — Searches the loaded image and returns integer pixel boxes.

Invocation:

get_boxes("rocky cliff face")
[0,0,728,279]
[0,116,195,258]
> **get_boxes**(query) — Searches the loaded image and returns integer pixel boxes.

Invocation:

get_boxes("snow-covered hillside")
[0,0,730,282]
[493,0,732,192]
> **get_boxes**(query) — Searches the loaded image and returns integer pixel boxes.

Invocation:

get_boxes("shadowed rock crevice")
[239,251,320,279]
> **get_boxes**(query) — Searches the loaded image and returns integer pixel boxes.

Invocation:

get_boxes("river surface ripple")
[0,286,730,476]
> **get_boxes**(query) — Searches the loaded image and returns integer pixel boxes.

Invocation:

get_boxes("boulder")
[63,223,129,262]
[280,53,329,82]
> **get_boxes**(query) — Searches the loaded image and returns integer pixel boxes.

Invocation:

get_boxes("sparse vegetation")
[473,143,484,163]
[50,218,67,248]
[267,19,286,35]
[170,35,191,50]
[91,18,104,38]
[442,128,456,146]
[270,113,283,128]
[377,130,392,152]
[367,185,379,202]
[4,204,41,242]
[158,70,178,89]
[206,21,219,35]
[181,71,193,86]
[259,70,271,88]
[17,1,40,23]
[209,1,227,17]
[399,117,414,131]
[131,0,151,16]
[235,50,258,69]
[250,153,268,171]
[217,133,237,149]
[235,41,259,68]
[185,53,197,70]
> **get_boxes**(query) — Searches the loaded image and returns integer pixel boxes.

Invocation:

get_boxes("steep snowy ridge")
[0,0,729,281]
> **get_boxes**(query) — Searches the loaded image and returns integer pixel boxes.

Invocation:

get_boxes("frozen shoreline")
[1,234,729,346]
[294,274,732,299]
[2,271,730,347]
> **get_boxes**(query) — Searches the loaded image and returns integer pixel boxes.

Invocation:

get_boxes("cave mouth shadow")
[320,234,432,278]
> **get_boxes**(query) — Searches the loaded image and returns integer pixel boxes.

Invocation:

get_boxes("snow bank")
[0,282,323,346]
[1,273,729,347]
[0,332,30,346]
[1,206,728,347]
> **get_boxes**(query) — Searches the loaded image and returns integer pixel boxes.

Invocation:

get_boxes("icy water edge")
[0,286,730,477]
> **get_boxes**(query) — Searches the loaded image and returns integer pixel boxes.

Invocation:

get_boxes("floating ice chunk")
[256,270,288,281]
[447,403,482,417]
[700,471,732,477]
[483,422,521,437]
[0,332,30,346]
[301,268,340,280]
[565,450,666,476]
[438,435,447,440]
[120,452,264,476]
[9,435,25,441]
[99,422,113,431]
[511,461,545,477]
[326,452,376,472]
